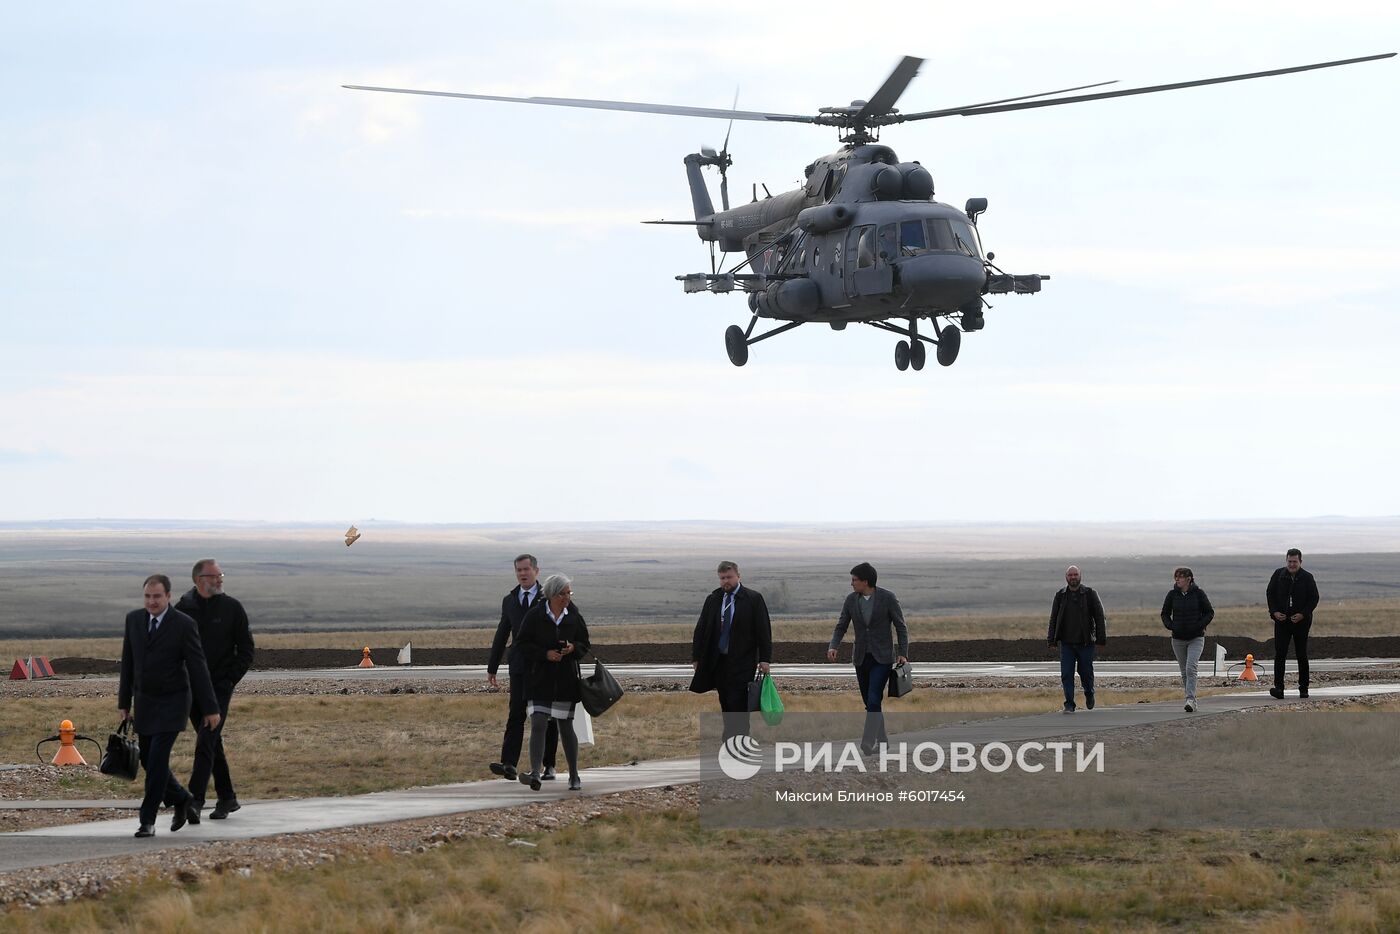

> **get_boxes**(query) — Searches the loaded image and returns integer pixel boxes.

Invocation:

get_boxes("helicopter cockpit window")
[807,165,829,198]
[856,226,876,269]
[899,220,928,255]
[949,219,981,258]
[825,163,847,200]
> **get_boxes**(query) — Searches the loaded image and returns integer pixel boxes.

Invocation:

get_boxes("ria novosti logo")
[716,734,763,781]
[715,737,1105,781]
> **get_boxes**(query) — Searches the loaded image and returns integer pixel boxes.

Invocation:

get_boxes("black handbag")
[99,719,141,781]
[577,656,624,717]
[888,660,914,698]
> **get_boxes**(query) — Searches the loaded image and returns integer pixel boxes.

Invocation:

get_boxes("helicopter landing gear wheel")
[894,340,911,371]
[937,326,961,366]
[724,325,749,367]
[909,339,926,371]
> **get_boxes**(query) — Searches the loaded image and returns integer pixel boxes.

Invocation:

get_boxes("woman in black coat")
[515,573,591,791]
[1161,566,1214,713]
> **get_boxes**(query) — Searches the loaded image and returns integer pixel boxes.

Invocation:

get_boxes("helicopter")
[346,51,1393,370]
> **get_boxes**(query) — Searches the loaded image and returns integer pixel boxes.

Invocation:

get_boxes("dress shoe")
[1062,702,1075,715]
[134,824,156,838]
[1269,687,1285,700]
[171,802,193,832]
[489,762,506,777]
[210,799,241,820]
[186,802,201,825]
[568,776,582,791]
[1299,687,1310,699]
[541,767,557,781]
[518,771,542,791]
[502,765,518,781]
[1085,693,1096,711]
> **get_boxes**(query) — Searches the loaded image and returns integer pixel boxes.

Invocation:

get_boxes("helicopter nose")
[898,253,986,307]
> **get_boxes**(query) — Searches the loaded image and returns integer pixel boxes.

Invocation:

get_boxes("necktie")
[719,594,734,654]
[147,616,159,639]
[522,591,531,608]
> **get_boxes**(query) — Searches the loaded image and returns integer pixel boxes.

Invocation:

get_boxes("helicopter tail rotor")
[698,89,740,211]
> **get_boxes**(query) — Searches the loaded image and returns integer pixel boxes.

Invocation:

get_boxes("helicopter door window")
[877,225,897,263]
[900,220,928,255]
[856,226,876,269]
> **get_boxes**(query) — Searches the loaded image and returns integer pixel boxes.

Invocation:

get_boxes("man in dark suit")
[118,574,221,838]
[486,554,557,780]
[176,558,255,820]
[690,560,772,739]
[1267,547,1321,699]
[828,562,908,753]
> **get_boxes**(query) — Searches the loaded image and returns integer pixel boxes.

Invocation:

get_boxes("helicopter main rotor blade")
[897,52,1396,122]
[902,79,1121,119]
[854,55,924,122]
[342,85,817,124]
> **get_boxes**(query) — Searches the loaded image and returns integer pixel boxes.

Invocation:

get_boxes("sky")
[1,1,1397,524]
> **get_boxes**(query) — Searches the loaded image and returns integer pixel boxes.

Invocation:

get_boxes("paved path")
[3,682,1398,873]
[238,657,1400,682]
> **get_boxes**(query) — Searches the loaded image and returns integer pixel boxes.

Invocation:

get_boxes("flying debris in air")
[344,525,362,547]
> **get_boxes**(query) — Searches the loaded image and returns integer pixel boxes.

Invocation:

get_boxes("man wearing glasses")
[176,559,255,820]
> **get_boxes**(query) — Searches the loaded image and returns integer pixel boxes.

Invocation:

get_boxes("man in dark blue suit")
[486,554,557,781]
[119,574,221,838]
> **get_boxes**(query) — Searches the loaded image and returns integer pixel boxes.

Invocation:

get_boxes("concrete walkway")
[3,682,1397,873]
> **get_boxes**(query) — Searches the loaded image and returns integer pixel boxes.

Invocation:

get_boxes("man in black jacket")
[120,574,221,838]
[487,554,557,781]
[1267,548,1321,699]
[1047,566,1107,714]
[690,561,772,739]
[176,559,254,820]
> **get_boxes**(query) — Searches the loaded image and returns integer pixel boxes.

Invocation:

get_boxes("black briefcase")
[99,719,140,781]
[747,674,764,712]
[577,656,624,717]
[888,661,914,698]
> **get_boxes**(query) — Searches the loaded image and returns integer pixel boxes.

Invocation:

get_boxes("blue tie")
[719,594,734,654]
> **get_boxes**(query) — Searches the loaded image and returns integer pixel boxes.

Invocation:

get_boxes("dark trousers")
[137,730,189,826]
[1059,643,1096,708]
[188,686,234,806]
[500,654,556,769]
[715,654,755,739]
[1274,619,1312,689]
[856,654,892,747]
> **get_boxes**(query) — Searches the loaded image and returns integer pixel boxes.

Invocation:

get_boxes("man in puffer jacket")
[1161,566,1214,713]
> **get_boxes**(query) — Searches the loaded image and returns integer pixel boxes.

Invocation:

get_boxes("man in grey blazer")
[827,562,909,753]
[119,574,222,838]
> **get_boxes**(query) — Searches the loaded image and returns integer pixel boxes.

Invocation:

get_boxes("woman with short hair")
[1161,567,1214,713]
[516,573,590,791]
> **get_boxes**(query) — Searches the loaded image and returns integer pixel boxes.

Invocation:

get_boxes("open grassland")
[3,525,1399,639]
[8,598,1400,662]
[1,688,1208,801]
[8,813,1400,932]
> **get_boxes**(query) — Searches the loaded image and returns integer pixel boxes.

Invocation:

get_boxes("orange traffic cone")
[359,646,374,668]
[1240,654,1258,682]
[51,720,88,766]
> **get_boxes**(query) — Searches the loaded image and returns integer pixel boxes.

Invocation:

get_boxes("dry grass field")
[9,801,1400,931]
[1,687,1208,801]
